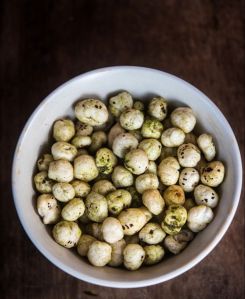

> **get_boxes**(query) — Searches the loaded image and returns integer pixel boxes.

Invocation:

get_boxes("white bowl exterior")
[12,67,242,288]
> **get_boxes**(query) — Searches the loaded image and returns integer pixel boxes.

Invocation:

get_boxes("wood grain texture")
[0,1,244,298]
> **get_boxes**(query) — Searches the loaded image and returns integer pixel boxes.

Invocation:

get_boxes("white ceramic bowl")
[12,66,242,288]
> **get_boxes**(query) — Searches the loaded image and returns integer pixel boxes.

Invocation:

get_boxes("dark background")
[0,1,244,298]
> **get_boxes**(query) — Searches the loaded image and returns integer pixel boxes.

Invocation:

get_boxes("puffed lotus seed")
[163,185,185,206]
[171,107,196,133]
[92,180,116,196]
[101,217,124,243]
[177,143,201,168]
[111,166,134,188]
[194,184,219,208]
[135,173,159,194]
[53,220,81,248]
[75,98,109,126]
[61,198,85,221]
[87,241,112,267]
[85,192,108,222]
[48,159,74,183]
[187,205,214,232]
[142,189,165,215]
[123,244,145,270]
[139,223,166,245]
[37,194,61,224]
[112,132,138,158]
[120,108,144,130]
[144,245,165,265]
[77,234,96,256]
[158,157,180,186]
[148,97,167,121]
[74,155,98,182]
[141,118,164,139]
[201,161,225,187]
[71,136,92,148]
[161,128,185,147]
[37,154,53,171]
[51,141,77,161]
[106,189,132,215]
[52,182,75,202]
[161,205,187,235]
[179,167,200,192]
[124,149,149,175]
[53,119,75,142]
[138,139,162,161]
[108,239,126,267]
[34,171,54,193]
[118,208,147,235]
[164,229,194,254]
[71,180,91,197]
[109,91,133,118]
[95,147,117,174]
[197,133,216,161]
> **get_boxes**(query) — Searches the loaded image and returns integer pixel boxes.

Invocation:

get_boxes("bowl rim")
[12,66,243,288]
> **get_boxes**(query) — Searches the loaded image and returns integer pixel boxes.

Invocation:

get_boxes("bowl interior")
[12,67,242,288]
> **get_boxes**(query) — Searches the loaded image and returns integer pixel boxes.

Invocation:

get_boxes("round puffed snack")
[158,157,180,186]
[144,245,165,265]
[87,241,112,267]
[75,98,109,126]
[124,149,149,175]
[142,189,165,215]
[163,185,185,206]
[148,97,167,121]
[118,208,147,235]
[123,244,145,270]
[53,119,75,142]
[135,173,159,194]
[187,205,214,232]
[52,182,75,202]
[52,220,81,248]
[194,184,219,208]
[120,108,144,130]
[177,143,201,167]
[179,168,200,192]
[200,161,225,187]
[141,118,164,139]
[161,128,185,147]
[112,132,138,158]
[37,194,61,224]
[170,107,196,133]
[138,139,162,161]
[109,91,133,117]
[101,217,124,243]
[139,223,166,244]
[197,133,216,161]
[74,155,98,182]
[48,160,74,183]
[85,192,108,222]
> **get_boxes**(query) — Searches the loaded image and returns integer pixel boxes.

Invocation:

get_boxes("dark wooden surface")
[0,1,244,298]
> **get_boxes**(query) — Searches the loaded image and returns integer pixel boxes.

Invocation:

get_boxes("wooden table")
[1,1,244,298]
